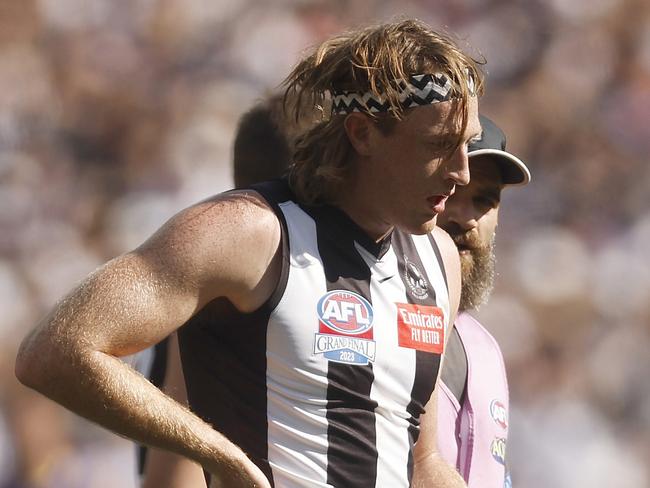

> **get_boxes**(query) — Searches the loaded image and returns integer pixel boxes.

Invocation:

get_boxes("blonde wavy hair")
[282,18,484,205]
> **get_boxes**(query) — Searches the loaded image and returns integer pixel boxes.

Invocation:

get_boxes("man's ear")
[344,113,375,157]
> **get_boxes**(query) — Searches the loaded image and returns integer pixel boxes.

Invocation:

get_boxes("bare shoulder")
[144,189,279,251]
[134,190,282,310]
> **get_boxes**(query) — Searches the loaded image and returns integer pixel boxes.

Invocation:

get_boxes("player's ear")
[344,113,374,157]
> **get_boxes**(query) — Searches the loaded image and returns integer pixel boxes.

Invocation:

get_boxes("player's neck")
[335,177,393,242]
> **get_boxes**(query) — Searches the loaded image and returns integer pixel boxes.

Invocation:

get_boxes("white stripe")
[266,202,330,487]
[411,234,451,331]
[356,243,415,488]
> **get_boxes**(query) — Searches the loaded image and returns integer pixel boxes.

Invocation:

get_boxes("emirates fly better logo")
[396,302,445,354]
[313,290,376,365]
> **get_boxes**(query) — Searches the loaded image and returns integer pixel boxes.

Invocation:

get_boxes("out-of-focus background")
[1,0,648,486]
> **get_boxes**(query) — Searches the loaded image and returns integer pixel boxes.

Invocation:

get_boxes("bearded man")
[436,115,531,488]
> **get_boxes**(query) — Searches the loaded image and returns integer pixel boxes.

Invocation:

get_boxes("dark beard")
[440,222,497,311]
[458,235,496,312]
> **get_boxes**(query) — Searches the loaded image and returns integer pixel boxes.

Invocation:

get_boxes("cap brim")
[468,148,531,186]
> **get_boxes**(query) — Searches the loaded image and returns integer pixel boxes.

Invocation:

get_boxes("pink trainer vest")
[436,312,511,487]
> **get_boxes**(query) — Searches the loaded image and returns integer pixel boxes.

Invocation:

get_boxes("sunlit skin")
[437,156,503,309]
[338,97,482,239]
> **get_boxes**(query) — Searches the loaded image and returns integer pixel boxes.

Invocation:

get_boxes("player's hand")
[207,453,272,488]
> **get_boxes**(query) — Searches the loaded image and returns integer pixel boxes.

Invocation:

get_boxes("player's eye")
[474,196,498,208]
[429,139,455,152]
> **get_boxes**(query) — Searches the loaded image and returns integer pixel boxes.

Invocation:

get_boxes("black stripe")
[427,233,448,291]
[149,338,170,388]
[392,231,443,484]
[310,205,379,488]
[440,325,468,405]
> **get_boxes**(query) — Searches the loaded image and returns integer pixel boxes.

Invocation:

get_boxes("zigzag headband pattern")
[331,73,473,115]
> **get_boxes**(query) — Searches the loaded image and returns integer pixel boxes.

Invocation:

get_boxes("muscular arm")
[412,226,467,487]
[15,191,280,487]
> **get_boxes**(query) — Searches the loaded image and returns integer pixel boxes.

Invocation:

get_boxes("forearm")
[412,452,467,488]
[16,339,246,482]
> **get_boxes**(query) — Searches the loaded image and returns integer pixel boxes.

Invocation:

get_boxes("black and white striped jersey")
[178,180,451,488]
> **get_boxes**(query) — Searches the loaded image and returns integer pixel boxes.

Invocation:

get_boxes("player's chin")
[402,215,437,235]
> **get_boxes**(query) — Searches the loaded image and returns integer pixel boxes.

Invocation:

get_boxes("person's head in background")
[233,94,299,188]
[437,115,531,312]
[233,92,316,188]
[232,95,289,188]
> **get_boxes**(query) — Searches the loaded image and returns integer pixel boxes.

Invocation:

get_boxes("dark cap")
[469,115,531,186]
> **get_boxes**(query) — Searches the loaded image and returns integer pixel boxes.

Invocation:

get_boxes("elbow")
[15,331,64,393]
[15,334,44,390]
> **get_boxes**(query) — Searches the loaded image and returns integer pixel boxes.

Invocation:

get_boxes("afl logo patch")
[490,399,508,430]
[403,255,429,299]
[314,290,376,365]
[490,437,507,465]
[317,290,373,335]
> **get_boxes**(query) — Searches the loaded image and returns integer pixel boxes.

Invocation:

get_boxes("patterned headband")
[330,73,474,116]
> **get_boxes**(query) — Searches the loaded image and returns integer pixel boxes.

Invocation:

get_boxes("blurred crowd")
[0,0,648,487]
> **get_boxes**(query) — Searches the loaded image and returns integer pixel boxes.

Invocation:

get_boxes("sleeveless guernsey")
[178,180,452,488]
[437,312,510,487]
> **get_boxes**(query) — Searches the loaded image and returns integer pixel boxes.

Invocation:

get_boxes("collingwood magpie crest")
[403,255,429,300]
